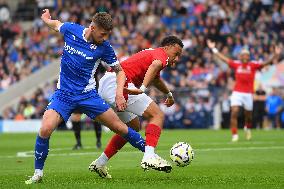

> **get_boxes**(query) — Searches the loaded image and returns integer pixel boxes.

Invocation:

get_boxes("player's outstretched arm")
[152,77,170,94]
[152,77,175,107]
[41,9,62,32]
[124,60,163,95]
[207,39,230,64]
[111,64,127,111]
[261,46,282,68]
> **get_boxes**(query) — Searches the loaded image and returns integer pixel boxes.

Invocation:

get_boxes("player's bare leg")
[244,110,253,140]
[89,108,145,177]
[89,117,140,178]
[230,106,240,142]
[25,110,63,184]
[95,108,129,135]
[141,102,172,172]
[95,101,172,173]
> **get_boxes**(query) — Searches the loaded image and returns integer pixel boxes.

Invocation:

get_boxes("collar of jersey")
[82,28,88,42]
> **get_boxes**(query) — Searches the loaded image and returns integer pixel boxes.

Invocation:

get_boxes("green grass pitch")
[0,129,284,189]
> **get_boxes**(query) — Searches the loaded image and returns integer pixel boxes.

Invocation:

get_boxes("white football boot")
[231,134,239,142]
[141,154,172,173]
[25,170,43,184]
[244,128,252,140]
[89,159,112,178]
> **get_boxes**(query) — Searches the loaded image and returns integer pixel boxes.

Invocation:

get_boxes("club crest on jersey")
[236,66,251,74]
[90,44,97,50]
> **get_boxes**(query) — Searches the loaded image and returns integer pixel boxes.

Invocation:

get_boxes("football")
[170,142,194,167]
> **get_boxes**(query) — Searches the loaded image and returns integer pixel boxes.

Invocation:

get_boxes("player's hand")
[124,88,143,95]
[164,96,175,107]
[275,46,282,55]
[41,9,51,20]
[207,39,215,49]
[115,94,127,111]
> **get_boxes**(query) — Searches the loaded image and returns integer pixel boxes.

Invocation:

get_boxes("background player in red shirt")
[207,40,282,142]
[89,36,183,178]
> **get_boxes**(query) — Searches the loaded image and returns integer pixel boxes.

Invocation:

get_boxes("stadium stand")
[0,0,283,129]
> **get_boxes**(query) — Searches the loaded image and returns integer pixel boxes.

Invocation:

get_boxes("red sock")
[145,124,161,147]
[231,127,238,135]
[245,123,252,129]
[104,134,127,159]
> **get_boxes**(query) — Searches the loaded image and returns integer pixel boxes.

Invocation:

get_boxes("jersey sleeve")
[152,50,169,68]
[151,49,168,78]
[278,97,284,106]
[101,41,119,66]
[250,61,263,70]
[227,59,238,69]
[265,97,270,109]
[58,22,75,35]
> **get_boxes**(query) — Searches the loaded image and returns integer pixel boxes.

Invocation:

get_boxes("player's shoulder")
[147,47,163,53]
[60,22,84,35]
[101,40,113,49]
[133,48,162,59]
[150,48,168,66]
[249,60,261,65]
[102,40,112,47]
[231,60,242,64]
[144,47,167,57]
[100,40,115,54]
[138,47,159,53]
[63,22,84,29]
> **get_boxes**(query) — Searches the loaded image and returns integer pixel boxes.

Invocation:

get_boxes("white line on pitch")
[11,140,278,154]
[4,145,283,158]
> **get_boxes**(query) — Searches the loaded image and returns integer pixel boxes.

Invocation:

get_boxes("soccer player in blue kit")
[25,9,146,184]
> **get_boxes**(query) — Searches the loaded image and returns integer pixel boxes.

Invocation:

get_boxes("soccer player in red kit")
[207,40,282,142]
[89,36,183,178]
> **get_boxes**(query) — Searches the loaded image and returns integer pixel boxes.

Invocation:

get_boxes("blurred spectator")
[23,103,36,119]
[2,106,15,119]
[159,98,175,129]
[1,0,284,130]
[281,90,284,129]
[265,88,283,129]
[166,103,184,129]
[36,0,55,10]
[0,0,10,23]
[220,92,230,129]
[0,17,62,91]
[183,107,195,128]
[14,103,25,121]
[253,85,267,129]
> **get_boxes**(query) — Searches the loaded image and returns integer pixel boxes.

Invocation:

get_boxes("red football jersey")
[121,48,169,88]
[228,60,263,93]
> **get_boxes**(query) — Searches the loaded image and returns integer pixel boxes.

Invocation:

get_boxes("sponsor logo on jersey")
[64,42,87,57]
[236,66,251,74]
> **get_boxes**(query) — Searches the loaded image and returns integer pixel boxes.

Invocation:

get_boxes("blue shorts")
[47,89,110,122]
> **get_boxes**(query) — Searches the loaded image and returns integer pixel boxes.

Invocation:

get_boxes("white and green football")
[170,142,194,167]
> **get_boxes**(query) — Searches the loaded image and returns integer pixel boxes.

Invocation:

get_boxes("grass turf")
[0,129,284,189]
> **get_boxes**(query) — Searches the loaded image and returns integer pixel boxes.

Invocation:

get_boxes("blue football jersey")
[57,22,118,94]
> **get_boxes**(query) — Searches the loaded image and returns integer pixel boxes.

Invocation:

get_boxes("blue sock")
[123,127,145,152]
[34,135,49,170]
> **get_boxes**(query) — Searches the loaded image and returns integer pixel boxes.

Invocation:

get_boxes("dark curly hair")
[92,12,113,31]
[161,36,184,48]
